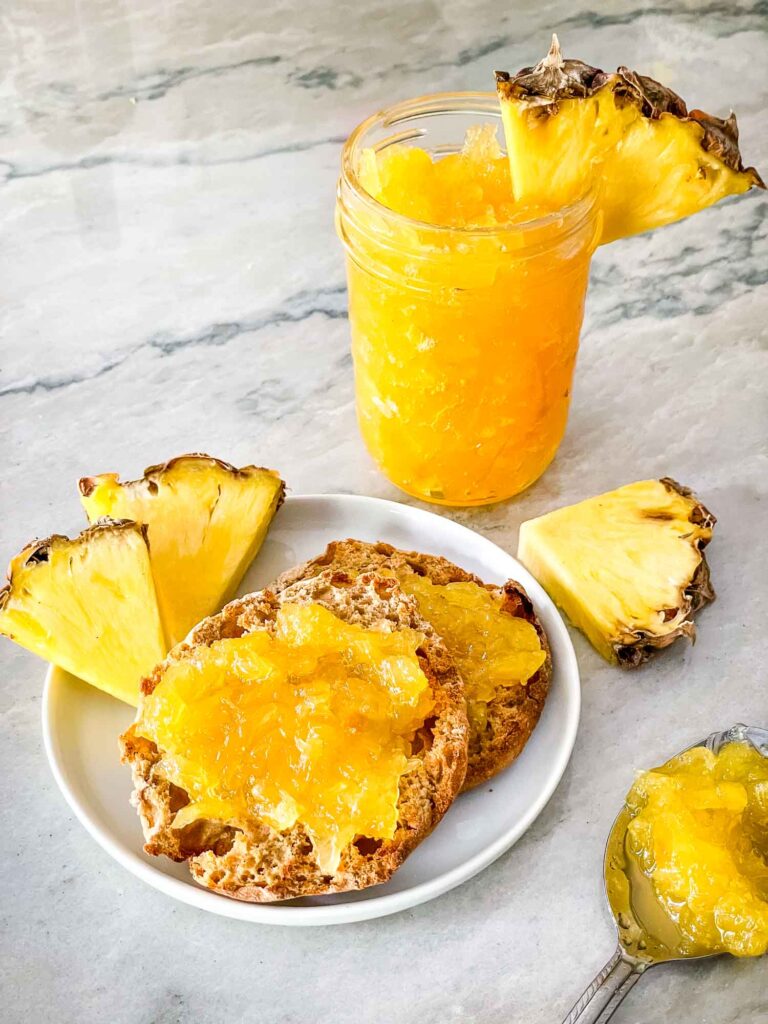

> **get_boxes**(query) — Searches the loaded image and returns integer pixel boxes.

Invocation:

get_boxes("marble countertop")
[2,1,766,1021]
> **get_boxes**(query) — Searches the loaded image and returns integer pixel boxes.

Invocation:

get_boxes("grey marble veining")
[1,2,767,1022]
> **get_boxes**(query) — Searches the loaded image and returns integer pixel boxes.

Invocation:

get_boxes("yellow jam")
[622,742,768,957]
[359,125,523,228]
[135,603,434,874]
[340,124,595,505]
[397,574,546,732]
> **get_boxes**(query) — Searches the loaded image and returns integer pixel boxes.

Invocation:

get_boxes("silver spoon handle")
[561,947,645,1024]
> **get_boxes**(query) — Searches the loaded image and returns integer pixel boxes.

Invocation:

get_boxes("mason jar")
[336,93,599,507]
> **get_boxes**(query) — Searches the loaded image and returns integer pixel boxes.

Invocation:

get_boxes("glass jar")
[336,93,599,507]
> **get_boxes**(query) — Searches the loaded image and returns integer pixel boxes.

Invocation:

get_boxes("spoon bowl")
[562,723,768,1024]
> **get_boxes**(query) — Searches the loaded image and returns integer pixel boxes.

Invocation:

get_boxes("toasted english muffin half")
[120,571,468,903]
[275,540,552,790]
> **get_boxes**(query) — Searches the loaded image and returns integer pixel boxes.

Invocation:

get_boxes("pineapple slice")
[496,36,764,243]
[0,521,165,705]
[517,479,715,667]
[79,455,285,646]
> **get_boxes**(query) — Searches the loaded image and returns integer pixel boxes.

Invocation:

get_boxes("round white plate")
[43,494,580,925]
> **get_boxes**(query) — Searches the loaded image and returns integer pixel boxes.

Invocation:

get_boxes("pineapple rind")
[0,521,166,704]
[79,454,285,646]
[496,36,764,243]
[518,478,715,667]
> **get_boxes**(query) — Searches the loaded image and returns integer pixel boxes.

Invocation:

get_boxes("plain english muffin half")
[275,540,552,791]
[120,570,468,903]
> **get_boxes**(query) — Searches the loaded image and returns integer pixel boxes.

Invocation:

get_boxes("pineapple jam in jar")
[336,94,599,506]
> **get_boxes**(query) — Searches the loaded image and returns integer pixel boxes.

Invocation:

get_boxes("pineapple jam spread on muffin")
[275,540,552,790]
[120,571,468,902]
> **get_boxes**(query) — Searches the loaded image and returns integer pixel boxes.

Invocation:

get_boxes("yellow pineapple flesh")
[79,455,284,647]
[496,36,764,244]
[517,479,715,667]
[0,521,166,704]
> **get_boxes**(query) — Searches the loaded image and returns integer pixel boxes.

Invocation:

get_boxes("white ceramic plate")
[43,494,580,925]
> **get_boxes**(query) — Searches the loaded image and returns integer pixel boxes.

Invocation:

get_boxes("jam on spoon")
[563,724,768,1024]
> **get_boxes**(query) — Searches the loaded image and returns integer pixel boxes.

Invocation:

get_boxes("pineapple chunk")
[517,479,715,667]
[496,36,764,244]
[0,521,165,705]
[79,455,284,646]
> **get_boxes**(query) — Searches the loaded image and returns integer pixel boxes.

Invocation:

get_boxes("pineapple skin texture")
[79,455,284,647]
[517,479,715,666]
[496,39,763,245]
[499,88,758,244]
[0,523,166,705]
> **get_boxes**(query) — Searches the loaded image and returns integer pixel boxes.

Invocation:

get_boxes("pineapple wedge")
[0,521,165,704]
[496,36,764,243]
[517,479,715,667]
[79,455,285,646]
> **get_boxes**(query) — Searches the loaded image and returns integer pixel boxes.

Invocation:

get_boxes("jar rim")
[339,90,598,239]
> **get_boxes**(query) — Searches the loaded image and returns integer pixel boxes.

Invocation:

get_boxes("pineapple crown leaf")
[544,34,562,68]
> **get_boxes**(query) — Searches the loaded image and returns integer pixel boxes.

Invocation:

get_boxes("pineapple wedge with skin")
[496,36,764,244]
[517,479,715,667]
[0,521,166,705]
[79,455,285,647]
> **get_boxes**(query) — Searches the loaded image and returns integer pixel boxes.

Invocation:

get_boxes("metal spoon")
[561,723,768,1024]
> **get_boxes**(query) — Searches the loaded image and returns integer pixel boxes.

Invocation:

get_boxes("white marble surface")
[1,1,767,1021]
